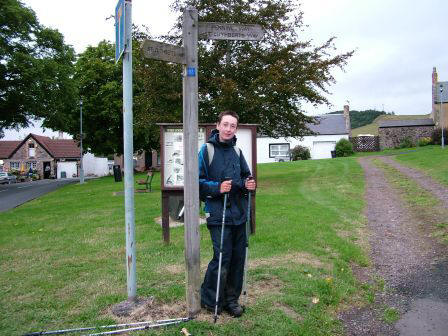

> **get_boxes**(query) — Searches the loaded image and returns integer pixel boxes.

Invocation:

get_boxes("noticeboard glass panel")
[163,127,205,188]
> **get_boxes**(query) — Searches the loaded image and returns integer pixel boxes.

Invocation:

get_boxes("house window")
[26,161,37,169]
[10,162,20,170]
[269,143,290,158]
[28,143,36,157]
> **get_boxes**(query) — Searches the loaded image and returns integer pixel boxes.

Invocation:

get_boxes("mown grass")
[392,146,448,187]
[0,158,368,336]
[372,158,448,244]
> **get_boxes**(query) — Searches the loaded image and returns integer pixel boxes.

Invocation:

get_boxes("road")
[0,179,79,212]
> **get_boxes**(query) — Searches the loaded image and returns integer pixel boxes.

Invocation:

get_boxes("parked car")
[0,172,17,184]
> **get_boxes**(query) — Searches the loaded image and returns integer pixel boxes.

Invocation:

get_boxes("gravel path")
[339,156,448,336]
[380,156,448,208]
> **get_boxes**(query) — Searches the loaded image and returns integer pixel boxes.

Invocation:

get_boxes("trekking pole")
[214,178,231,323]
[84,319,190,336]
[242,177,253,308]
[23,318,191,336]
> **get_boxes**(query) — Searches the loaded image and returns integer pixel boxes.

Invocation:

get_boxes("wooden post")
[182,7,201,317]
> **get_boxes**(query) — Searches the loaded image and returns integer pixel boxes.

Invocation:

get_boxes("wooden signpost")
[141,7,264,318]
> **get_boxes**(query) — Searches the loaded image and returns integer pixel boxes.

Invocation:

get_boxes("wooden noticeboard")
[158,123,258,243]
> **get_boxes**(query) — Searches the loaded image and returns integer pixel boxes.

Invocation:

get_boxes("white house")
[257,114,349,162]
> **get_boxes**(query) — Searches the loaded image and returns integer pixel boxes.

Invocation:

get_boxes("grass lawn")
[0,158,368,336]
[391,146,448,187]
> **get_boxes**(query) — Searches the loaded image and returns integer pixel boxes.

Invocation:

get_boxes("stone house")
[0,133,81,179]
[378,119,435,149]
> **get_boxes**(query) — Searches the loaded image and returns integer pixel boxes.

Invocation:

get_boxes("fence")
[350,136,380,152]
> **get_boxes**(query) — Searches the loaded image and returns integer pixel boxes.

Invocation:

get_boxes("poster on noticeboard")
[163,127,205,188]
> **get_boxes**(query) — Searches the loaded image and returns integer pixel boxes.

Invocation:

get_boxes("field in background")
[351,114,431,136]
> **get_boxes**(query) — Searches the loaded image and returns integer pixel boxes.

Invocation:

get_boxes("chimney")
[432,67,438,118]
[343,104,351,137]
[58,131,63,139]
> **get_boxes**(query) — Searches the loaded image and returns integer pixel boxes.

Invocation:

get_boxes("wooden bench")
[136,170,155,192]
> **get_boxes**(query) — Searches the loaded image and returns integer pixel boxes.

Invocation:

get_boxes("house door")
[43,162,51,179]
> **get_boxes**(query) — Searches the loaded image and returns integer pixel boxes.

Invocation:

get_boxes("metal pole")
[79,99,84,184]
[440,84,445,149]
[123,0,136,300]
[182,6,201,317]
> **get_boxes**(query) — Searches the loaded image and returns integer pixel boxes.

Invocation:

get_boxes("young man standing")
[198,110,256,317]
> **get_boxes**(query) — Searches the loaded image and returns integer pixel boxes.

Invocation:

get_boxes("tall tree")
[0,0,77,136]
[170,0,353,137]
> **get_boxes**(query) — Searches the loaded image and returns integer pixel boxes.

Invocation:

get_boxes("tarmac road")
[0,178,79,212]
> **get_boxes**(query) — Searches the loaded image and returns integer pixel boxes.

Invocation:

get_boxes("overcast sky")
[4,0,448,140]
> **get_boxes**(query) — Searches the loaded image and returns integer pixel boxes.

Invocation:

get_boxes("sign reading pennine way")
[198,22,264,41]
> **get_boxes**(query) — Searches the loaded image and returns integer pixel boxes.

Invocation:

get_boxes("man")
[198,110,256,317]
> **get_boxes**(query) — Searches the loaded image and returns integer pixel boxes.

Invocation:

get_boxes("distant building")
[257,112,350,162]
[431,67,448,128]
[0,133,111,179]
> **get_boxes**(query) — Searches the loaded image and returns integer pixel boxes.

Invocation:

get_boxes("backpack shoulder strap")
[206,143,214,166]
[234,146,241,157]
[206,143,240,166]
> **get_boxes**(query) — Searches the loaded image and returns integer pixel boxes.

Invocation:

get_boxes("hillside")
[329,109,389,129]
[351,114,431,136]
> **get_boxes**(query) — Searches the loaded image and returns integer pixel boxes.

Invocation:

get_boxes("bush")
[417,137,432,147]
[335,138,354,157]
[396,137,414,149]
[291,145,310,161]
[431,128,448,145]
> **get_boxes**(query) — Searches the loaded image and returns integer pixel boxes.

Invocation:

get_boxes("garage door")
[57,162,77,179]
[312,141,336,160]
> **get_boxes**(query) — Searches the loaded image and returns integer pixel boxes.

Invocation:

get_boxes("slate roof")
[308,114,348,135]
[378,119,435,128]
[1,133,80,159]
[0,141,21,158]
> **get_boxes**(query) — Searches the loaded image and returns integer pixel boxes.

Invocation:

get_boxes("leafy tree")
[0,0,77,136]
[68,34,183,155]
[171,0,353,138]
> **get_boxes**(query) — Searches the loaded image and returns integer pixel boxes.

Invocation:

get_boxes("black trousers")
[200,223,247,308]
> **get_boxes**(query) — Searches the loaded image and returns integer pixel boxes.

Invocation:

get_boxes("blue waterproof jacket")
[198,129,252,226]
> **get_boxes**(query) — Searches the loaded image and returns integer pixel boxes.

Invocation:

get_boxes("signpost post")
[115,0,136,301]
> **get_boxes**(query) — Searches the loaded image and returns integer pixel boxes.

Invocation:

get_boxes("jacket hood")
[208,129,237,147]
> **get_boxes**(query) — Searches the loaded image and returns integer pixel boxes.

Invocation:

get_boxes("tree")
[69,35,183,155]
[0,0,77,136]
[170,0,353,138]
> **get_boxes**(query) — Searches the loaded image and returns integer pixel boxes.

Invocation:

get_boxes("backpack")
[205,142,240,166]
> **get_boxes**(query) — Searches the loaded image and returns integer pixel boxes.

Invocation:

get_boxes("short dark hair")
[217,110,239,124]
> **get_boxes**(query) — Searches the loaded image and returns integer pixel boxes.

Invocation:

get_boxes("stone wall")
[379,126,434,149]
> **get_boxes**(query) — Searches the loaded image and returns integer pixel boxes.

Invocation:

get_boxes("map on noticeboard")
[115,0,125,63]
[163,128,205,188]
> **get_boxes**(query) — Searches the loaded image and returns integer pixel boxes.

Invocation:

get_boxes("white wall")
[82,153,109,177]
[57,161,77,179]
[257,134,348,163]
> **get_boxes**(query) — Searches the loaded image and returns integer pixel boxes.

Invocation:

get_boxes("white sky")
[4,0,448,140]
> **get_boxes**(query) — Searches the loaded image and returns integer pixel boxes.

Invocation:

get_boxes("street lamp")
[80,99,85,184]
[440,84,445,149]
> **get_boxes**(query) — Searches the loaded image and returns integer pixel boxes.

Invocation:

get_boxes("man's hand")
[220,180,232,193]
[245,177,256,191]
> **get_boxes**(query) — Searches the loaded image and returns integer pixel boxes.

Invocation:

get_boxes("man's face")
[217,115,238,142]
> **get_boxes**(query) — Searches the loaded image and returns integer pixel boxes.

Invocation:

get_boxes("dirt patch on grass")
[162,252,331,276]
[104,277,284,327]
